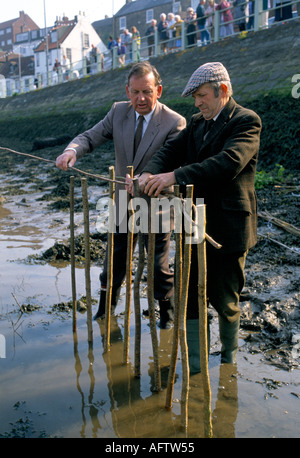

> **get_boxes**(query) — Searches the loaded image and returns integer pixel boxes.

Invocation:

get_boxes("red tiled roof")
[34,23,77,52]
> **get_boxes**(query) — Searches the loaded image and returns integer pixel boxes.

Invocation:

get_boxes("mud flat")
[0,150,299,438]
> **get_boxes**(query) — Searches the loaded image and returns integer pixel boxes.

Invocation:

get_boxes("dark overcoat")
[143,97,262,253]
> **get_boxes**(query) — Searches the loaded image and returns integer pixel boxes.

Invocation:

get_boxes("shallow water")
[0,180,299,439]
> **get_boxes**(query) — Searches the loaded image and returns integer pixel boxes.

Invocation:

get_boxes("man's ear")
[220,83,228,96]
[156,84,163,99]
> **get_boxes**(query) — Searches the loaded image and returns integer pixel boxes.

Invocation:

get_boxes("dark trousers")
[100,229,174,300]
[186,244,247,322]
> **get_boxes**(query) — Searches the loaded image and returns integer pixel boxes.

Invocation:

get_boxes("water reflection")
[71,314,240,438]
[97,317,178,438]
[212,364,238,438]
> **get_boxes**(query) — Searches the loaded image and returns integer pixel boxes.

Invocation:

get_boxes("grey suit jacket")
[69,100,186,226]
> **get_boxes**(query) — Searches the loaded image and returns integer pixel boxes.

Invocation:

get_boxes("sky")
[1,0,127,28]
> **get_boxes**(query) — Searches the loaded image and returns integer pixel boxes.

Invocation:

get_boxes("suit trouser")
[186,244,248,322]
[100,229,174,300]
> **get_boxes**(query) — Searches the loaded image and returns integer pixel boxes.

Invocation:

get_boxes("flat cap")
[181,62,230,98]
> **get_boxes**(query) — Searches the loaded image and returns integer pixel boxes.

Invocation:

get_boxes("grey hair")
[127,61,162,87]
[210,80,233,97]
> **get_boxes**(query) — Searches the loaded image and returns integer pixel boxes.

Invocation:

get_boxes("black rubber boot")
[219,316,240,363]
[158,298,174,329]
[186,319,211,375]
[93,286,121,320]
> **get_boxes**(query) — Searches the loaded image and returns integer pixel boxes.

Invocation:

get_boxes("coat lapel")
[123,107,135,165]
[197,98,236,154]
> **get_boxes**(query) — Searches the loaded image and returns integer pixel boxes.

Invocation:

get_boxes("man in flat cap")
[128,61,262,372]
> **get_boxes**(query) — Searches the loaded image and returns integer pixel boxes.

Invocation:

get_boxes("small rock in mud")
[21,303,41,313]
[32,232,107,264]
[52,297,97,313]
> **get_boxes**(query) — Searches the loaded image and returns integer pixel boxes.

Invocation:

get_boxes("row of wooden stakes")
[69,166,213,437]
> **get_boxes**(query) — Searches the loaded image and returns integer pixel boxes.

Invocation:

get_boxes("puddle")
[0,168,299,439]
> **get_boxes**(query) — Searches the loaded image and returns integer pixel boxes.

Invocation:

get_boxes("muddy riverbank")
[0,143,299,438]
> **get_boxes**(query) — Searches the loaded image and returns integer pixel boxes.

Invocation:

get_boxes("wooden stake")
[133,178,144,377]
[134,232,145,377]
[123,166,134,364]
[104,166,115,352]
[148,196,161,392]
[70,176,77,333]
[180,185,193,429]
[81,178,93,343]
[196,204,213,438]
[165,185,182,409]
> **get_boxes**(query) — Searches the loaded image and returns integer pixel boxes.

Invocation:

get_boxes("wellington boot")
[219,316,240,363]
[186,319,210,375]
[93,286,121,320]
[158,298,174,329]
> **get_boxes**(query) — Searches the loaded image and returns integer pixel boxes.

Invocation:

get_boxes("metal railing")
[1,0,299,98]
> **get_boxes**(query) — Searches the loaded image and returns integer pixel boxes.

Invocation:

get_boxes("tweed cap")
[181,62,230,98]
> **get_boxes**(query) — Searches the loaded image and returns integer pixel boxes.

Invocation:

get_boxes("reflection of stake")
[70,176,77,332]
[104,166,115,352]
[165,185,182,409]
[81,178,93,343]
[123,166,134,364]
[196,204,213,438]
[148,197,161,392]
[180,185,193,430]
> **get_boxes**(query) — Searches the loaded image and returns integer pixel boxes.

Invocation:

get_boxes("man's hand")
[126,172,176,197]
[125,172,152,196]
[144,172,176,197]
[56,149,77,171]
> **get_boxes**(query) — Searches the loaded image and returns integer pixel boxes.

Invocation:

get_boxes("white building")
[34,12,107,85]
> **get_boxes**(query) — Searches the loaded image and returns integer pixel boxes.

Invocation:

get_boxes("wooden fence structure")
[69,167,216,436]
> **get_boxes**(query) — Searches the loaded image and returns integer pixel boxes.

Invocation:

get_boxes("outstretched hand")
[56,150,77,171]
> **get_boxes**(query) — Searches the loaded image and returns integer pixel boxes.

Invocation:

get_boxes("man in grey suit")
[56,61,186,328]
[128,62,262,371]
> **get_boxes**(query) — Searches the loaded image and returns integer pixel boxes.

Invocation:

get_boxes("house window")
[146,9,154,23]
[36,53,40,67]
[7,39,12,45]
[83,33,89,48]
[66,48,72,62]
[16,32,29,42]
[51,31,57,43]
[0,31,4,36]
[119,16,126,31]
[31,30,38,39]
[6,27,12,33]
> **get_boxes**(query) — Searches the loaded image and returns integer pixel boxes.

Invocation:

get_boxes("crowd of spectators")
[106,0,296,66]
